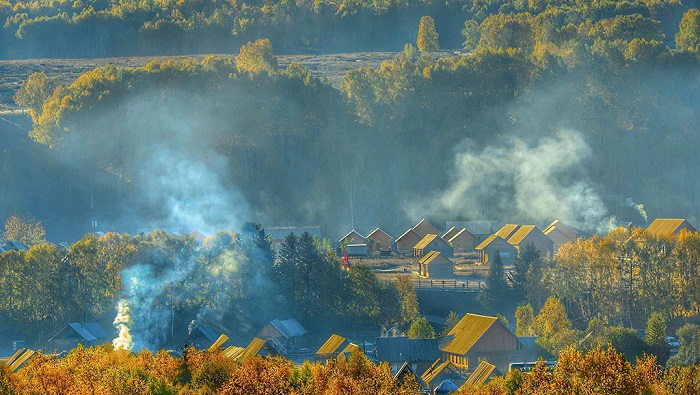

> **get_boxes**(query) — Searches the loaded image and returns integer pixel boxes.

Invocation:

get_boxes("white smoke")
[407,129,608,231]
[626,197,648,223]
[112,300,133,351]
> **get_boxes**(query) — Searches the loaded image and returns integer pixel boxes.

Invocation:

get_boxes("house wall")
[417,238,454,258]
[444,323,532,372]
[545,228,571,252]
[426,261,453,278]
[368,233,392,251]
[451,233,477,252]
[516,233,553,257]
[397,233,423,254]
[481,241,517,265]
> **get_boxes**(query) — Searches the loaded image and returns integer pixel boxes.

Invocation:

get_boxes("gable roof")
[374,337,439,362]
[414,234,439,250]
[543,220,578,239]
[646,218,698,237]
[189,229,208,242]
[507,225,547,246]
[421,359,452,385]
[451,221,501,236]
[317,334,347,355]
[419,251,452,266]
[222,345,246,360]
[366,228,392,241]
[338,230,366,244]
[3,240,28,252]
[236,337,277,363]
[475,235,508,251]
[413,219,441,237]
[442,227,460,241]
[448,228,475,243]
[48,322,109,343]
[495,224,520,240]
[464,361,497,386]
[396,228,421,242]
[440,314,497,355]
[185,326,219,343]
[394,362,429,390]
[268,318,308,339]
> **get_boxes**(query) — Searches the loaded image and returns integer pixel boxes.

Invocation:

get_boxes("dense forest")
[4,0,694,59]
[7,2,700,239]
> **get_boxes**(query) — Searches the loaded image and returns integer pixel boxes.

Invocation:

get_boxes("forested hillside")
[0,0,697,58]
[9,1,700,239]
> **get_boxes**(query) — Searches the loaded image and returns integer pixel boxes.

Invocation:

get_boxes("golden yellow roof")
[507,225,537,245]
[222,345,246,360]
[646,219,696,237]
[495,224,520,239]
[464,361,496,386]
[475,234,500,250]
[414,234,439,250]
[316,334,346,355]
[421,359,452,384]
[237,337,267,363]
[419,250,440,264]
[340,343,360,355]
[441,313,497,355]
[207,334,229,352]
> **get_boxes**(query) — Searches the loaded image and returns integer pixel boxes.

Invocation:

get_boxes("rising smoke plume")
[406,129,609,231]
[626,197,648,223]
[112,300,134,351]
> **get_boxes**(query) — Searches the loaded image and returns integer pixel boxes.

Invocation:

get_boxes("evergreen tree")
[441,311,460,339]
[416,16,439,52]
[646,312,670,364]
[478,252,508,310]
[509,243,540,302]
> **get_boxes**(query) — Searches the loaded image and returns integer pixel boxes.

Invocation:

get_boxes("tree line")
[2,343,700,394]
[0,217,419,347]
[0,0,693,58]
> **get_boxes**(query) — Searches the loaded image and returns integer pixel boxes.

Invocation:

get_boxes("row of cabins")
[475,218,699,265]
[314,312,534,393]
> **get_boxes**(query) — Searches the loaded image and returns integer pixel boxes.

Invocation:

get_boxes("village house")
[2,240,28,252]
[646,218,698,237]
[418,251,454,278]
[447,228,478,253]
[446,221,503,243]
[338,230,368,256]
[366,228,393,254]
[506,225,553,257]
[48,322,110,352]
[543,220,580,252]
[232,337,280,363]
[374,336,440,376]
[256,318,310,354]
[413,234,454,258]
[442,227,460,241]
[396,228,423,255]
[315,334,358,363]
[440,313,531,373]
[474,235,517,265]
[412,219,441,237]
[184,325,229,350]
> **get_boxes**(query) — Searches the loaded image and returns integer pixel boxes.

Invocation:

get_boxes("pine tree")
[478,251,508,310]
[417,16,439,52]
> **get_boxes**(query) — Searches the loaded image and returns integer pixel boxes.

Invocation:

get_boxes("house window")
[516,341,524,350]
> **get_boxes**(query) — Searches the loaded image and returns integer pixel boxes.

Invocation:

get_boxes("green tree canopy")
[13,72,59,123]
[407,317,435,338]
